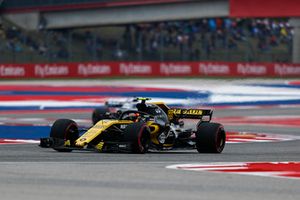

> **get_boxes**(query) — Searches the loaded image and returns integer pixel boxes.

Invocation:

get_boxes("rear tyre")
[92,107,110,125]
[196,122,226,153]
[123,122,151,154]
[50,119,79,152]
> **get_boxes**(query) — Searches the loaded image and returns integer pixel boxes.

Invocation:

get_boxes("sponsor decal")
[35,65,69,77]
[182,109,203,115]
[170,109,203,115]
[237,63,267,75]
[1,62,300,78]
[77,64,111,76]
[120,124,127,129]
[118,144,127,148]
[160,63,191,75]
[199,63,230,75]
[274,64,300,76]
[0,65,25,77]
[166,162,300,179]
[119,63,152,75]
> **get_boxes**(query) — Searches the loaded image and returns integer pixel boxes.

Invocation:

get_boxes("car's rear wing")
[151,102,213,122]
[167,108,213,122]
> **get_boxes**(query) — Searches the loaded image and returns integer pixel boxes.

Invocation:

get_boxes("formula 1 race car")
[40,98,226,154]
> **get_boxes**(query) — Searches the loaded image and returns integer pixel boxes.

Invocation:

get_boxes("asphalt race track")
[0,79,300,200]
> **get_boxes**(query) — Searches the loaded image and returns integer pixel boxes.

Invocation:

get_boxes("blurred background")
[0,0,298,64]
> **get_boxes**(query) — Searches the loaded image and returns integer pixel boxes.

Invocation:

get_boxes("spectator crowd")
[0,17,293,63]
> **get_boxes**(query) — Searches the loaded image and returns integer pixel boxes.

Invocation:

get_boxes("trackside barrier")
[0,62,300,79]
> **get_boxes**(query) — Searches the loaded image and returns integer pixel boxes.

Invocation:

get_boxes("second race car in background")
[92,97,138,125]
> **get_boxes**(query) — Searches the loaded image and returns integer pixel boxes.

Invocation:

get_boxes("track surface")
[0,107,300,200]
[0,79,300,200]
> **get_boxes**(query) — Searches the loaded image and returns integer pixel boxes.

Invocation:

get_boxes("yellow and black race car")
[40,98,226,153]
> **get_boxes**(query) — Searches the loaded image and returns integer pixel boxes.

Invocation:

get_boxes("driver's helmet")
[136,103,169,126]
[136,103,147,112]
[126,112,140,122]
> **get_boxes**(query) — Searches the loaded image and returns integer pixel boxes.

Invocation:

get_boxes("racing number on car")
[120,124,128,129]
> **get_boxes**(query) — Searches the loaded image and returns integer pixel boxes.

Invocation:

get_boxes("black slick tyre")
[196,122,226,153]
[123,122,150,154]
[50,119,79,152]
[92,107,110,125]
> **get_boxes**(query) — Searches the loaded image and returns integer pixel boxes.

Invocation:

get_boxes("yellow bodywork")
[146,121,161,145]
[75,119,132,147]
[75,119,162,148]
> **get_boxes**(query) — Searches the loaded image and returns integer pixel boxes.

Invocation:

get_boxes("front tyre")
[50,119,79,152]
[196,122,226,153]
[123,122,151,154]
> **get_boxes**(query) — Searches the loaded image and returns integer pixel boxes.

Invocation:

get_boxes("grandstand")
[0,0,299,64]
[0,17,293,63]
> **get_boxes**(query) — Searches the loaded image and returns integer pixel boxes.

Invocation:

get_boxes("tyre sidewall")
[50,119,79,152]
[196,122,226,153]
[123,122,150,153]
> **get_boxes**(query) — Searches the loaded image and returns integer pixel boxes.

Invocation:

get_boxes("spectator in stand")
[38,43,48,55]
[208,18,217,32]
